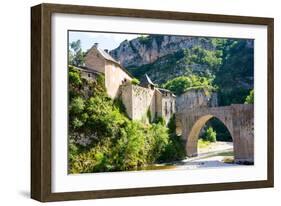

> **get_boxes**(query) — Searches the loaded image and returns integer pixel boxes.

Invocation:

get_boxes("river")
[140,141,241,171]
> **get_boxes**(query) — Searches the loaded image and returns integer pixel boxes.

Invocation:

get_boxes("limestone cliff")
[110,35,214,68]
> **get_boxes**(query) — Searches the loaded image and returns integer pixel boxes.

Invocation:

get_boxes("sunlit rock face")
[109,35,214,68]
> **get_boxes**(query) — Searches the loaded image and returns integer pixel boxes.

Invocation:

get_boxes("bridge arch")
[176,104,254,164]
[186,114,233,157]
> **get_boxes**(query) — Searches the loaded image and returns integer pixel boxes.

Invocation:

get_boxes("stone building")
[85,43,133,98]
[155,88,176,124]
[80,43,176,125]
[121,75,176,124]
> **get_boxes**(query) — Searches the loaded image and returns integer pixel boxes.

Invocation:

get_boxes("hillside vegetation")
[68,66,186,173]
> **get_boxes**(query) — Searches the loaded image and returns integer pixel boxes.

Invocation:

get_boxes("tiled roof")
[96,47,120,65]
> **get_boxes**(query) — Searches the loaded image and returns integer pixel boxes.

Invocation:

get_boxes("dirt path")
[198,141,233,155]
[175,141,237,169]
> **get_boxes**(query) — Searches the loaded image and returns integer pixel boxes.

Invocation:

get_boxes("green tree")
[159,115,186,162]
[245,89,254,104]
[163,75,215,95]
[203,127,217,142]
[69,40,85,66]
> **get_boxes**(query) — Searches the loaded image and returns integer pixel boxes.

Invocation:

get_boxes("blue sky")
[69,31,142,51]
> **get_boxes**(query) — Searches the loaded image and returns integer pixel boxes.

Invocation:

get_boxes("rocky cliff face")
[110,35,214,68]
[125,49,211,84]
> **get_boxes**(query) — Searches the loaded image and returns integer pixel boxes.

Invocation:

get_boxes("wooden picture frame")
[31,3,274,202]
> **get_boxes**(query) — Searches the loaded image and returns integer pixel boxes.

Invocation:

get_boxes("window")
[170,102,173,114]
[165,102,168,115]
[88,74,91,77]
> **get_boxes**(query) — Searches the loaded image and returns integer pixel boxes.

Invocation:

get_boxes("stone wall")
[120,83,133,119]
[85,48,106,73]
[155,90,176,124]
[121,83,155,122]
[155,90,163,117]
[231,104,254,163]
[121,84,177,124]
[176,88,218,112]
[80,70,99,82]
[209,92,218,107]
[131,85,155,122]
[105,62,132,99]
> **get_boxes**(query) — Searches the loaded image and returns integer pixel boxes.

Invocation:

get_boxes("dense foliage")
[183,45,222,73]
[213,39,254,106]
[68,66,185,173]
[163,75,215,95]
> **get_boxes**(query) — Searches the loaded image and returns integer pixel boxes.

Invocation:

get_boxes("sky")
[69,31,142,51]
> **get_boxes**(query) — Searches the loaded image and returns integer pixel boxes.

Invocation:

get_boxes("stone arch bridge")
[176,104,254,163]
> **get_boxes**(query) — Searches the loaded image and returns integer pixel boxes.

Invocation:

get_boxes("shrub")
[167,114,176,134]
[69,138,114,173]
[69,67,82,86]
[245,89,254,104]
[158,134,186,162]
[204,127,217,142]
[131,78,140,85]
[163,75,215,95]
[69,97,85,114]
[149,123,169,161]
[158,114,186,162]
[113,121,146,170]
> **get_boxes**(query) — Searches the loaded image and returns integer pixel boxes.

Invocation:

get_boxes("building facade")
[120,75,176,124]
[85,43,133,99]
[81,43,176,125]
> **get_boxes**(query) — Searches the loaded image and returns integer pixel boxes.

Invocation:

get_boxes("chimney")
[104,49,108,53]
[94,43,98,48]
